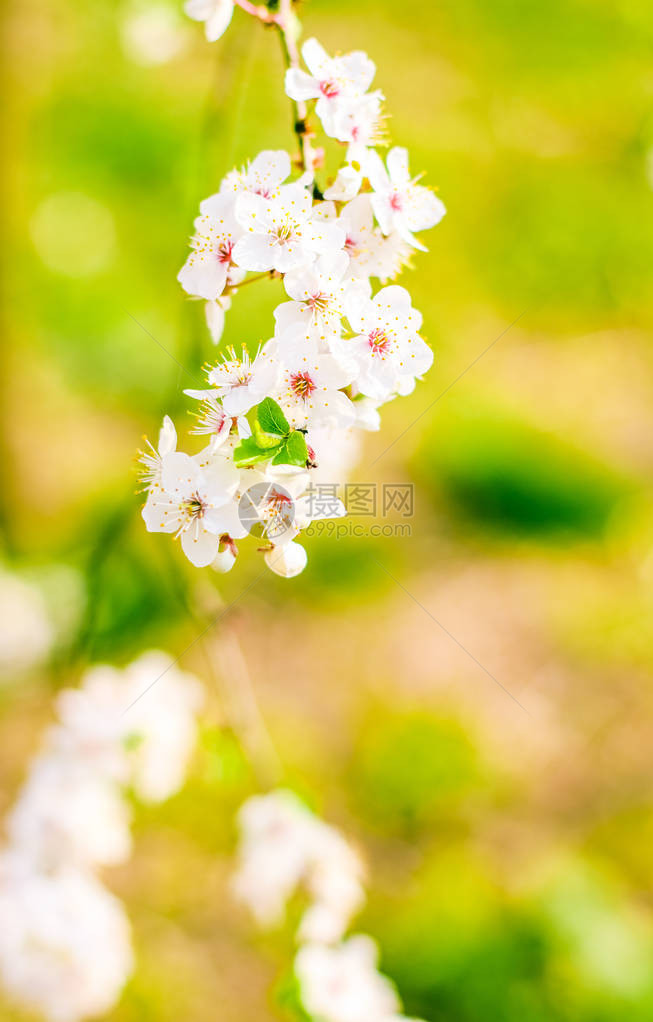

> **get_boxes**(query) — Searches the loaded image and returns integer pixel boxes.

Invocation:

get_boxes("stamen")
[290,371,316,398]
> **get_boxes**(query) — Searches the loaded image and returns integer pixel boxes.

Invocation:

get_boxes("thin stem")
[275,0,315,174]
[233,0,279,25]
[236,0,314,173]
[224,269,279,296]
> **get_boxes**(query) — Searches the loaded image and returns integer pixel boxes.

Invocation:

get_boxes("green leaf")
[253,419,285,449]
[234,437,281,467]
[271,430,308,467]
[257,397,289,437]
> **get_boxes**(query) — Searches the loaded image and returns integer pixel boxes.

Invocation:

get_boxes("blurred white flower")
[122,651,204,803]
[0,569,54,675]
[55,652,204,803]
[233,790,364,939]
[0,651,204,1018]
[0,856,133,1022]
[7,756,132,871]
[295,936,400,1022]
[121,3,189,66]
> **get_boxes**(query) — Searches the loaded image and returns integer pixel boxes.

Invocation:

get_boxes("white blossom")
[274,250,369,358]
[345,285,432,400]
[121,650,204,803]
[141,449,239,567]
[367,147,446,250]
[178,195,242,301]
[204,345,279,416]
[233,790,364,933]
[138,414,177,489]
[214,149,291,202]
[285,39,377,141]
[7,756,132,871]
[330,91,386,159]
[233,183,345,274]
[272,351,355,430]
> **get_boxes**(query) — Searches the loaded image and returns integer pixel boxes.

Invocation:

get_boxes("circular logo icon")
[238,482,295,541]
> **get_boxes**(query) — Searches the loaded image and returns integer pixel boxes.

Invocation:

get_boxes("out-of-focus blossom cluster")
[141,33,445,578]
[233,790,424,1022]
[0,652,203,1022]
[0,568,55,676]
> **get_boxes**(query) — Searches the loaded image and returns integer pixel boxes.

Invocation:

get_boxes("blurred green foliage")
[354,712,479,832]
[416,405,630,540]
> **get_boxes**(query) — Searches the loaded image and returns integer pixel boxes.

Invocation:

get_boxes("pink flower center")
[368,328,390,355]
[254,187,272,198]
[320,78,340,98]
[307,292,331,313]
[290,371,316,398]
[390,192,403,212]
[218,240,234,264]
[274,221,294,244]
[183,491,207,520]
[267,489,293,511]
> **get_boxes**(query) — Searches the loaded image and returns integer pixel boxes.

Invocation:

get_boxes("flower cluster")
[0,652,203,1022]
[233,790,423,1022]
[141,32,445,577]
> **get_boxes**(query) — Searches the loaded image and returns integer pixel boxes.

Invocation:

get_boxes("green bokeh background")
[2,0,653,1018]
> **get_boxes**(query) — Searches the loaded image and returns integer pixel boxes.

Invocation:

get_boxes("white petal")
[178,255,227,301]
[205,299,227,343]
[158,416,177,457]
[365,149,390,192]
[404,185,447,232]
[324,165,363,202]
[232,233,277,272]
[301,37,331,78]
[370,192,393,236]
[247,150,291,190]
[142,491,179,534]
[374,284,413,317]
[204,0,233,41]
[161,451,198,494]
[314,354,355,390]
[180,524,219,566]
[386,146,411,186]
[340,50,376,92]
[204,499,247,539]
[199,190,237,221]
[233,190,270,232]
[285,68,320,102]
